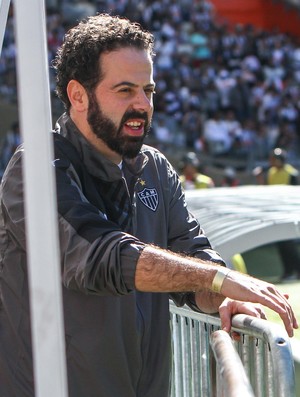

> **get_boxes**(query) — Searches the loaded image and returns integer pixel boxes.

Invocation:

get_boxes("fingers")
[280,292,298,330]
[221,272,298,336]
[251,305,267,320]
[219,299,269,342]
[218,299,267,334]
[262,285,298,337]
[219,300,232,333]
[281,293,298,329]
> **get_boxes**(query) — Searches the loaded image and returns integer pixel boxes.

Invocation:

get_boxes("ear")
[67,80,88,112]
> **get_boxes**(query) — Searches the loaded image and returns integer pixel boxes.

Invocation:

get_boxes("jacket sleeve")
[54,157,146,296]
[1,148,146,297]
[1,147,27,251]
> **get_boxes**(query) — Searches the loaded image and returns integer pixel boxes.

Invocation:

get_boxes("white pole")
[14,1,68,396]
[0,0,10,54]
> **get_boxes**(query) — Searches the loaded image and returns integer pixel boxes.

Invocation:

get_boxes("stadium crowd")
[1,0,300,177]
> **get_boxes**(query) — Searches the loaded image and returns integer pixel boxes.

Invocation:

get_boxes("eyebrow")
[112,81,156,90]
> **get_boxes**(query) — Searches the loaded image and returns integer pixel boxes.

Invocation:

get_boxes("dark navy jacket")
[0,113,224,397]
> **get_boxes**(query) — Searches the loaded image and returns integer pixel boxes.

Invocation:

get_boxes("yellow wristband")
[211,267,231,293]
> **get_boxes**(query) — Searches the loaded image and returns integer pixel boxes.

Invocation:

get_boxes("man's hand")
[220,271,298,337]
[219,298,266,339]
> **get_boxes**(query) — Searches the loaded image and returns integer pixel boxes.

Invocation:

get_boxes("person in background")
[267,147,298,185]
[253,147,300,281]
[179,151,215,189]
[221,166,240,187]
[0,14,297,397]
[180,158,246,273]
[252,147,299,186]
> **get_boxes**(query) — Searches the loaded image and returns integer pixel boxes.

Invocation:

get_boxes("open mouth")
[124,120,145,136]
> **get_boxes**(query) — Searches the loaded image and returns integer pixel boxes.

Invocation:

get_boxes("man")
[267,147,298,185]
[267,148,300,280]
[179,151,215,189]
[253,147,299,186]
[221,166,240,187]
[253,148,300,280]
[0,14,297,397]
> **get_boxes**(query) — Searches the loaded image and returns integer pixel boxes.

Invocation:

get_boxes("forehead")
[100,47,154,85]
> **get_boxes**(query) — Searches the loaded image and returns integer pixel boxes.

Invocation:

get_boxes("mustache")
[121,111,149,125]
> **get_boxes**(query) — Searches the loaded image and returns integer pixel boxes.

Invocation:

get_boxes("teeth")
[126,121,142,127]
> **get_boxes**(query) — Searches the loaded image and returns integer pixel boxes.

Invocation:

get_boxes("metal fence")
[170,302,296,397]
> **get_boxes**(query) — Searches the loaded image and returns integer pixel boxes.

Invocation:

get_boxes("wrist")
[211,267,231,294]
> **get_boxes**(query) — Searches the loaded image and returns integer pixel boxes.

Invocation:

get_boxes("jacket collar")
[55,113,148,182]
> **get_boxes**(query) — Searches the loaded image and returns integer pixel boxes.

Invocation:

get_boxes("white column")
[14,0,68,396]
[0,0,10,53]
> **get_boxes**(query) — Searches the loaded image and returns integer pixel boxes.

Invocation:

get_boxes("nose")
[132,90,153,113]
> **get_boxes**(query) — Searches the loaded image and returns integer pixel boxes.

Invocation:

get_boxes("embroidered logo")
[137,188,158,211]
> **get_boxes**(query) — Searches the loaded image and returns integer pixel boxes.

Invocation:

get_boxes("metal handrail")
[210,330,255,397]
[232,314,296,397]
[170,302,296,397]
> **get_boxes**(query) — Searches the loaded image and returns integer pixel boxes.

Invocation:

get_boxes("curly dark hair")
[52,14,155,111]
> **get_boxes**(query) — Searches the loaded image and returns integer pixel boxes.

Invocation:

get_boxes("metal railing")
[170,302,296,397]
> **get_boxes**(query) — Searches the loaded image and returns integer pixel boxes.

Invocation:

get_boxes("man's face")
[87,48,155,159]
[87,93,151,159]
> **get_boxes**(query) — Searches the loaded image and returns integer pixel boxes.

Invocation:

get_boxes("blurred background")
[2,0,300,183]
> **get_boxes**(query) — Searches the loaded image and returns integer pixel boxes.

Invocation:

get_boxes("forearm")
[135,245,298,338]
[135,244,219,293]
[194,290,225,313]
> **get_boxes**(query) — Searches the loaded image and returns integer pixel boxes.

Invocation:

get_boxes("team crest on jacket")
[137,188,158,211]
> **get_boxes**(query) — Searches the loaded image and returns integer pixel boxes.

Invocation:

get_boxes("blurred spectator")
[202,79,220,114]
[214,69,236,110]
[222,108,242,153]
[263,58,285,91]
[252,121,272,161]
[253,147,300,281]
[203,110,232,155]
[278,93,299,127]
[189,26,211,65]
[232,118,256,161]
[1,0,300,174]
[178,151,215,189]
[253,146,299,185]
[181,105,203,149]
[228,72,251,122]
[258,85,281,124]
[252,165,266,185]
[267,147,298,185]
[151,116,173,151]
[274,122,299,159]
[221,166,240,187]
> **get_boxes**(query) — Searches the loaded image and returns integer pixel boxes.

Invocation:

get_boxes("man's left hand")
[219,298,267,340]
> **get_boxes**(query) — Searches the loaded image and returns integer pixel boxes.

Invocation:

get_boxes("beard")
[87,93,151,159]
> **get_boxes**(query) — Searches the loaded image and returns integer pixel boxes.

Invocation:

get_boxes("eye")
[119,87,132,93]
[145,88,156,97]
